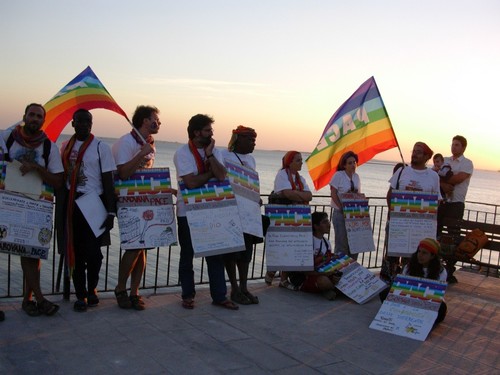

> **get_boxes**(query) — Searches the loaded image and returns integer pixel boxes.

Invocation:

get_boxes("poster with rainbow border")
[388,190,438,257]
[370,274,447,341]
[316,254,386,304]
[264,205,313,271]
[225,159,262,238]
[179,178,245,257]
[340,193,375,254]
[115,168,177,250]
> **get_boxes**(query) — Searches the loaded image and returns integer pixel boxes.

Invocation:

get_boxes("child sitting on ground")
[287,211,341,300]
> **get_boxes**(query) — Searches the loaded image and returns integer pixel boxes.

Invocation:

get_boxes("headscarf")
[282,150,300,169]
[227,125,257,151]
[414,142,433,159]
[281,151,304,191]
[418,238,440,255]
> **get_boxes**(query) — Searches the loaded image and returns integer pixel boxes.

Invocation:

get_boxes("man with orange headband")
[221,125,260,305]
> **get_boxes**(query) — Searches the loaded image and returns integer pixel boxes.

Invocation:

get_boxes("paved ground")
[1,269,499,375]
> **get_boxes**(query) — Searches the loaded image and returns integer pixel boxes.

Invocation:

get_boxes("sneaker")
[129,295,145,311]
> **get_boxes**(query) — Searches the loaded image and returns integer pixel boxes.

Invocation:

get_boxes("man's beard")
[199,136,211,147]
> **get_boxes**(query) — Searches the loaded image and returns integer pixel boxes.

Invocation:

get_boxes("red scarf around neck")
[62,134,95,276]
[188,140,209,174]
[11,124,48,149]
[287,168,304,191]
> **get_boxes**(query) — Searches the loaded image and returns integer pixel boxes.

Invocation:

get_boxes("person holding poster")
[174,114,238,310]
[382,142,441,283]
[60,109,116,312]
[221,125,260,305]
[329,151,361,260]
[265,151,312,287]
[112,105,160,310]
[289,211,340,300]
[381,238,448,326]
[1,103,63,317]
[0,137,5,321]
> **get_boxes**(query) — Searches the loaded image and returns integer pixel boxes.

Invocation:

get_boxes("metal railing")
[1,196,499,299]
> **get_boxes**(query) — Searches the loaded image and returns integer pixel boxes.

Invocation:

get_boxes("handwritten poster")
[388,190,438,257]
[265,205,313,271]
[340,193,375,254]
[225,159,263,238]
[0,190,53,259]
[369,275,447,341]
[180,178,245,257]
[115,168,177,250]
[317,254,386,304]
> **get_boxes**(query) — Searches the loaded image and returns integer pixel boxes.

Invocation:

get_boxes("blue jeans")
[332,209,358,260]
[177,217,227,303]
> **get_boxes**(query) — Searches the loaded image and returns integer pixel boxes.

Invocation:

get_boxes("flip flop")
[212,299,239,310]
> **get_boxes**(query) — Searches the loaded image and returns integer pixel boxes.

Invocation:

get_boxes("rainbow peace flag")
[306,77,399,190]
[42,66,129,141]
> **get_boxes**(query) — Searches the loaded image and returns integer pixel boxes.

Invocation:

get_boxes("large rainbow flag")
[306,77,399,190]
[41,66,129,141]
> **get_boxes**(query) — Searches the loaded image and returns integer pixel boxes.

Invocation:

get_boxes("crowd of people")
[0,103,473,325]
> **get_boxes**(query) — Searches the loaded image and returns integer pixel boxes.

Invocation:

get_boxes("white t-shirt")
[1,129,64,174]
[61,137,116,195]
[313,236,331,256]
[220,149,257,171]
[389,166,442,200]
[273,169,311,194]
[444,155,473,203]
[112,132,155,168]
[173,144,224,217]
[329,170,361,210]
[402,264,448,282]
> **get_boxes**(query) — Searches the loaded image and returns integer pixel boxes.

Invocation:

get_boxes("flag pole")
[127,119,147,144]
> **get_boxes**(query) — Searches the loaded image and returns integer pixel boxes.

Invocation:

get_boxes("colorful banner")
[370,275,447,341]
[0,190,53,259]
[341,193,375,254]
[318,254,387,304]
[180,178,245,257]
[264,205,313,271]
[42,66,129,141]
[306,77,398,190]
[225,159,262,238]
[388,190,438,257]
[115,168,172,195]
[115,168,176,250]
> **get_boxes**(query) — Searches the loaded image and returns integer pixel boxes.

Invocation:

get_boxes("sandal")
[322,289,337,301]
[212,299,239,310]
[265,271,275,285]
[22,300,40,317]
[242,290,259,304]
[231,291,252,305]
[182,298,195,310]
[129,295,145,311]
[73,299,88,312]
[37,299,60,316]
[114,288,131,309]
[279,280,298,291]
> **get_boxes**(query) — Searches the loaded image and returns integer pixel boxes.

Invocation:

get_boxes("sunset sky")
[1,1,499,171]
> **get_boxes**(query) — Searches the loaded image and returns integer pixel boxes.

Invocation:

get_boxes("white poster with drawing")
[117,193,177,250]
[0,190,53,259]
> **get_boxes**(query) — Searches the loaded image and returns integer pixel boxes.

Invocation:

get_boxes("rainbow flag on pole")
[306,77,399,190]
[41,66,129,141]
